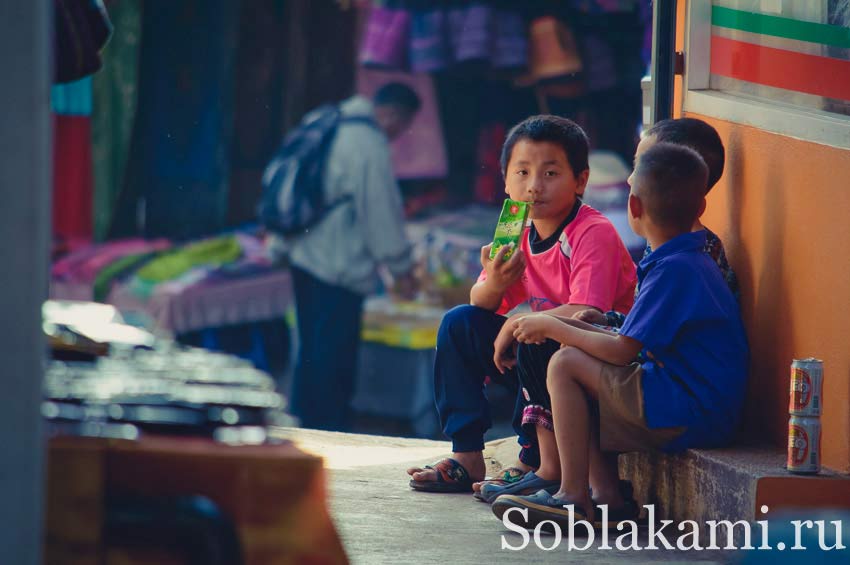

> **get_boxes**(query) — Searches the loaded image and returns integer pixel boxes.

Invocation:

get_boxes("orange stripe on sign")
[710,35,850,102]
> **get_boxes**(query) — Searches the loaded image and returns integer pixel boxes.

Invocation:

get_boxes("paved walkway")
[272,428,732,564]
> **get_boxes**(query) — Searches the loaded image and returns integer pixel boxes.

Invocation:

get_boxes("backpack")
[258,103,377,237]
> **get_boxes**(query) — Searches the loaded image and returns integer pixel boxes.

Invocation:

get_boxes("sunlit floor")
[270,428,730,564]
[271,427,450,471]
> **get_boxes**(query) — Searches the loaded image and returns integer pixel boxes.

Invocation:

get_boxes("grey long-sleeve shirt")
[271,96,413,296]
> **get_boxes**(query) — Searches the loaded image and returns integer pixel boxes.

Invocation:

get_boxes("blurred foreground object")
[45,435,347,564]
[43,299,295,440]
[42,301,344,563]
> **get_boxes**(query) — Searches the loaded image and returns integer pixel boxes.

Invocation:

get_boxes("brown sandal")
[408,458,473,493]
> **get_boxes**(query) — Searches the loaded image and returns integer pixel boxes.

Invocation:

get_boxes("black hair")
[500,115,589,178]
[633,142,708,233]
[645,117,725,191]
[373,82,421,117]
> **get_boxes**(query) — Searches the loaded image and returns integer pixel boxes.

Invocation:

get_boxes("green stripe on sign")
[712,5,850,49]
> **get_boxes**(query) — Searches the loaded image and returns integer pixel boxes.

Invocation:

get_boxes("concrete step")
[279,428,850,547]
[619,447,850,538]
[484,436,850,540]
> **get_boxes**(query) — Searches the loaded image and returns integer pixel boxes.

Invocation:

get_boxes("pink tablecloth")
[51,269,293,335]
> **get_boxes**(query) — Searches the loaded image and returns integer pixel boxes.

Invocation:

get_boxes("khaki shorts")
[597,362,686,453]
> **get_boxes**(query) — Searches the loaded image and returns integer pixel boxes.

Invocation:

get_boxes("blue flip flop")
[472,467,527,502]
[491,489,590,534]
[478,471,560,504]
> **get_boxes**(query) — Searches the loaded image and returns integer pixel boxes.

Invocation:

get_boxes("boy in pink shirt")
[407,116,637,494]
[483,203,636,318]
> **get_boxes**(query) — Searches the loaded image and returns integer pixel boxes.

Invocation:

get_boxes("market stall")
[48,0,648,439]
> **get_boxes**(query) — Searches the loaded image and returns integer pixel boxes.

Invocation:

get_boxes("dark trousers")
[516,339,563,434]
[435,305,556,467]
[290,266,364,432]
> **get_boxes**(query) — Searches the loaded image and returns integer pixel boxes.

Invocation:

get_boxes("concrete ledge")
[620,447,850,534]
[484,435,850,541]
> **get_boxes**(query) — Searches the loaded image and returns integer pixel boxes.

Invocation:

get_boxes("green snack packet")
[489,199,530,260]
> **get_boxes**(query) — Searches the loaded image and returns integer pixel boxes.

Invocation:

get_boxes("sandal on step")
[408,458,474,493]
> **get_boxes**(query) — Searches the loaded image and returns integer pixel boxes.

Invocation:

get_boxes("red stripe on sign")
[711,35,850,102]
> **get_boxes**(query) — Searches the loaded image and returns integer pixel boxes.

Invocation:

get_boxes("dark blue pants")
[435,305,548,467]
[290,266,363,432]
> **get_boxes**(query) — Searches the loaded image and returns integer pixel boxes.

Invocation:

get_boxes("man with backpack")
[266,82,421,431]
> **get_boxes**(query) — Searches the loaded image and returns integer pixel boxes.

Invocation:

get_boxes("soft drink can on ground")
[789,357,823,416]
[787,415,821,474]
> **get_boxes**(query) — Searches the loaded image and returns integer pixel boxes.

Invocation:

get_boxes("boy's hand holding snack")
[489,199,529,260]
[478,198,530,292]
[479,242,525,291]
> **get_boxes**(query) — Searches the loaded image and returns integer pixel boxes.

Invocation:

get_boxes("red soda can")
[787,415,821,474]
[789,358,823,416]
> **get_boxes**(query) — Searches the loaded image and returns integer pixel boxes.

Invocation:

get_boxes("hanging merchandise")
[473,123,506,205]
[574,0,639,14]
[227,0,288,226]
[51,77,93,115]
[579,34,618,93]
[358,0,528,73]
[54,0,113,84]
[527,15,583,84]
[52,77,95,241]
[92,0,142,242]
[409,1,450,73]
[120,0,240,240]
[53,114,94,240]
[447,1,492,65]
[491,6,528,70]
[359,0,411,70]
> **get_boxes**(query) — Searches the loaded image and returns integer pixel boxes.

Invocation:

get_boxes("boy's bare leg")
[532,425,561,481]
[407,451,487,482]
[546,346,623,520]
[588,427,625,508]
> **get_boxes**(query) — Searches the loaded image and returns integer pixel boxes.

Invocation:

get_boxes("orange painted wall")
[675,2,850,472]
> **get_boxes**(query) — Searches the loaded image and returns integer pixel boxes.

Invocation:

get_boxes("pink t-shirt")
[478,205,637,315]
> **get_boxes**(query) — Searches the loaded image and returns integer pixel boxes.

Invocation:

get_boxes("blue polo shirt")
[620,230,749,451]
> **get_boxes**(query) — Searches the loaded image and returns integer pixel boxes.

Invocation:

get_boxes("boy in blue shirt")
[490,142,749,529]
[575,117,740,331]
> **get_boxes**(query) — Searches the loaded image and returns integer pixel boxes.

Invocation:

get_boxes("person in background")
[575,117,739,329]
[279,83,421,431]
